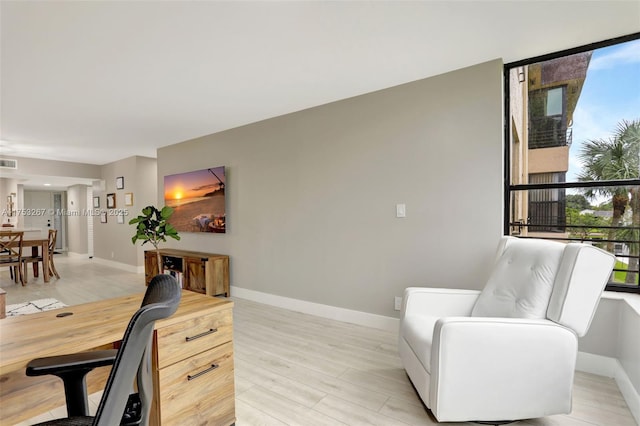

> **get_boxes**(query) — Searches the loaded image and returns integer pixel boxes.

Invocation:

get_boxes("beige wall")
[0,178,19,226]
[0,156,101,229]
[67,185,88,254]
[0,156,100,180]
[528,145,570,174]
[93,156,157,266]
[134,156,160,266]
[157,59,504,317]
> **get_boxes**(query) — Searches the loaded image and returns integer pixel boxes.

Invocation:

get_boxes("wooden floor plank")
[3,255,636,426]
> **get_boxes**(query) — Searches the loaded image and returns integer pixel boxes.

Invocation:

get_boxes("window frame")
[503,32,640,294]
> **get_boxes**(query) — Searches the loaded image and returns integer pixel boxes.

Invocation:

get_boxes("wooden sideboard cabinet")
[145,249,230,297]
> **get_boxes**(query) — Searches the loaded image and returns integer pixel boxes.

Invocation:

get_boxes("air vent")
[0,158,17,169]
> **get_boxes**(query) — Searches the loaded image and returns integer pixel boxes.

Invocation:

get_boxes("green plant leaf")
[129,204,180,249]
[160,206,174,219]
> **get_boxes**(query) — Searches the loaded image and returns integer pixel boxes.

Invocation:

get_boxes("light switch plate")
[394,296,402,311]
[396,204,406,218]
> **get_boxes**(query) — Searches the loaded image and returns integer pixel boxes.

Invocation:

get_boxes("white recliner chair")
[399,236,615,423]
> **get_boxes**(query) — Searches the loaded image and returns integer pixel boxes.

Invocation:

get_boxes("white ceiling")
[1,1,639,170]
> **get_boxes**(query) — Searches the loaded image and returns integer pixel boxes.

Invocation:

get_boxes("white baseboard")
[91,257,144,274]
[231,286,400,333]
[576,351,618,377]
[66,251,88,258]
[577,352,640,425]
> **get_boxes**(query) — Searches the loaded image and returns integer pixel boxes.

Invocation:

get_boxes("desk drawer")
[158,341,235,425]
[156,308,232,368]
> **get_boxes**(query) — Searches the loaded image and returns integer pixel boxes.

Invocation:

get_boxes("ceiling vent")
[0,158,18,169]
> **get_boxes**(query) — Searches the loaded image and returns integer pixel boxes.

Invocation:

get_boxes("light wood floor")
[2,255,637,426]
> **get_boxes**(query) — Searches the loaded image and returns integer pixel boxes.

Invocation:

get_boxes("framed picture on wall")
[164,166,226,234]
[93,196,100,208]
[116,176,124,190]
[106,193,116,209]
[117,213,125,224]
[100,212,107,223]
[124,192,133,206]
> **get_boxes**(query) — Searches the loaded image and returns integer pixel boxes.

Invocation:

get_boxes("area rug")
[6,298,67,316]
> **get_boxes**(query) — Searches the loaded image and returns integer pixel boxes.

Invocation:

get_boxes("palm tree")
[577,119,640,284]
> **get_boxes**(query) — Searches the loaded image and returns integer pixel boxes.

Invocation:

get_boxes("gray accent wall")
[157,59,504,317]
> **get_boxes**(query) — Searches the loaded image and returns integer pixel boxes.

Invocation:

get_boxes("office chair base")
[121,393,142,426]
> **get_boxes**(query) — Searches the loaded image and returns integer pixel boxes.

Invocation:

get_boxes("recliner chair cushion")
[471,238,565,319]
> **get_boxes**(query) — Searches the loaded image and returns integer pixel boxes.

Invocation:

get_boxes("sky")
[567,38,640,182]
[164,166,225,202]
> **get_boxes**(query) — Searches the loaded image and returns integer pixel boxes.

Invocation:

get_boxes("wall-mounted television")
[164,166,226,233]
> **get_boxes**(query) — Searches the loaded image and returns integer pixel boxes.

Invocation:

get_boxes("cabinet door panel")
[185,258,206,294]
[207,257,230,296]
[158,342,235,425]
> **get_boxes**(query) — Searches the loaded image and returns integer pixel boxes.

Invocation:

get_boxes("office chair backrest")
[92,274,181,426]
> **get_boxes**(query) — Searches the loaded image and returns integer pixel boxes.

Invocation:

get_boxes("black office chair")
[26,275,182,426]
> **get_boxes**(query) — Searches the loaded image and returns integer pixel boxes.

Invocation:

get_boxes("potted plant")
[129,205,180,274]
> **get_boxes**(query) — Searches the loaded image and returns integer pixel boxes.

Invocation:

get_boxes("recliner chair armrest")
[402,287,481,319]
[429,317,577,422]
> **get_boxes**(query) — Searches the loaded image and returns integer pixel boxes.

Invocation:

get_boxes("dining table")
[0,230,51,283]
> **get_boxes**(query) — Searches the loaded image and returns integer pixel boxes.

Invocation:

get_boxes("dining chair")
[23,229,60,282]
[2,224,16,281]
[0,231,25,285]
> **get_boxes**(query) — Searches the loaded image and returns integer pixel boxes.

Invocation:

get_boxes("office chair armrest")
[26,349,117,418]
[27,349,117,376]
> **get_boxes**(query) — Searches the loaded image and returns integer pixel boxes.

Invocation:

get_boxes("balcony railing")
[509,221,640,293]
[528,200,566,232]
[529,116,572,149]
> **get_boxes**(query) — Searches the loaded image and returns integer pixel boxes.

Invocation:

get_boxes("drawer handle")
[185,328,217,342]
[187,364,219,381]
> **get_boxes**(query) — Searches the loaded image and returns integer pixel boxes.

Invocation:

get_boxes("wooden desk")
[0,291,235,425]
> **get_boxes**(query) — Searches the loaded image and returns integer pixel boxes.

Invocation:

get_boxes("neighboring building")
[509,52,592,238]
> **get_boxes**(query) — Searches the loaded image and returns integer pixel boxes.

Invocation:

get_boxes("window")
[529,87,568,148]
[504,32,640,293]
